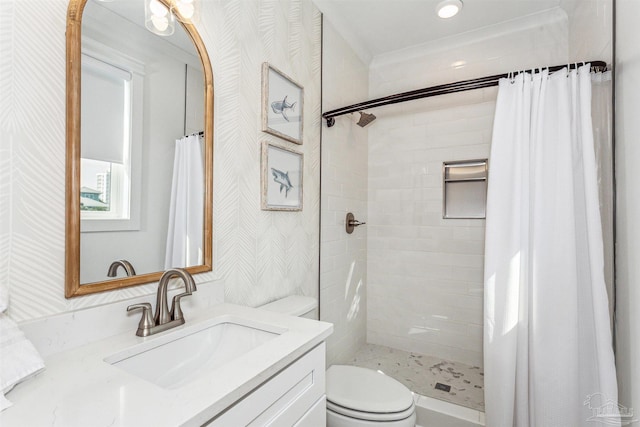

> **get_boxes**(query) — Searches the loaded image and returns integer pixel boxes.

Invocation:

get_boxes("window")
[80,159,127,217]
[80,51,143,232]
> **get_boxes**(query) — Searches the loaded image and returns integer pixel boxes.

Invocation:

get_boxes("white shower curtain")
[164,134,204,269]
[484,65,619,427]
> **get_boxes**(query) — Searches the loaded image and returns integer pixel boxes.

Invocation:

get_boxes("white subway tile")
[328,13,576,366]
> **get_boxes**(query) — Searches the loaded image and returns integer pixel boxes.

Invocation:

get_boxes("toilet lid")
[326,365,414,414]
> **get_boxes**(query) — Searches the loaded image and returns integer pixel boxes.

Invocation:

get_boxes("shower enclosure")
[319,0,613,423]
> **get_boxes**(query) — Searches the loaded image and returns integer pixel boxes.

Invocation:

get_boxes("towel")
[0,313,45,411]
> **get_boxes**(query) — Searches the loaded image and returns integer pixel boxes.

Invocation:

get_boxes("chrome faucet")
[107,260,137,277]
[127,268,197,337]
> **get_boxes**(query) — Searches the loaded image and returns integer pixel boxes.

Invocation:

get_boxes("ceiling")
[313,0,565,63]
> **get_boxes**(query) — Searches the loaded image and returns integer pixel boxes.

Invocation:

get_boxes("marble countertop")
[1,303,333,427]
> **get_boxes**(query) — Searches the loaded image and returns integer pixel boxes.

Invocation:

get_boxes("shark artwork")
[271,95,297,122]
[271,168,293,197]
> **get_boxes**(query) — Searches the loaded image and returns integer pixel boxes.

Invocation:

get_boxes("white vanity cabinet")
[202,343,326,427]
[0,305,333,427]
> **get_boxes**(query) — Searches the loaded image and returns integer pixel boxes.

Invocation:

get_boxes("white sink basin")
[105,317,282,389]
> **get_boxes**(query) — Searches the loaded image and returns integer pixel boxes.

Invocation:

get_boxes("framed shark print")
[261,142,303,211]
[262,63,304,145]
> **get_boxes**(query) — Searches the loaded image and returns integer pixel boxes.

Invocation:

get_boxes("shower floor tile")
[350,344,485,412]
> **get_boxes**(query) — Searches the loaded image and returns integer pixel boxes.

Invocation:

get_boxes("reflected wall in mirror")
[66,0,213,298]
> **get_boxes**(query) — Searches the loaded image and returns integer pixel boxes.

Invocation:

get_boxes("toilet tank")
[259,296,318,320]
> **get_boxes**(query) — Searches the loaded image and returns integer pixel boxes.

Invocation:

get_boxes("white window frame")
[80,40,144,233]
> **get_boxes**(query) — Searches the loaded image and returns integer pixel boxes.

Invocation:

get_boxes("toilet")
[259,295,319,320]
[260,296,416,427]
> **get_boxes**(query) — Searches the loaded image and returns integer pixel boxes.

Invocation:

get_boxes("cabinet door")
[206,343,326,426]
[294,396,326,427]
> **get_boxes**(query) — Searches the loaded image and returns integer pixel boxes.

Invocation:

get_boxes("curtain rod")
[184,131,204,137]
[322,60,608,127]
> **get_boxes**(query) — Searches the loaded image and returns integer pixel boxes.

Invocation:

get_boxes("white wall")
[366,9,570,366]
[615,0,640,416]
[320,19,369,366]
[0,0,321,322]
[185,65,205,136]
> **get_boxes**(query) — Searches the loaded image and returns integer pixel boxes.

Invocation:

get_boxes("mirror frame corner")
[65,0,214,298]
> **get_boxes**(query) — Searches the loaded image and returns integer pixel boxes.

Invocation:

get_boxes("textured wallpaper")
[0,0,322,322]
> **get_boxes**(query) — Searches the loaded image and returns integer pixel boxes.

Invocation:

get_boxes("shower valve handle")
[346,212,365,234]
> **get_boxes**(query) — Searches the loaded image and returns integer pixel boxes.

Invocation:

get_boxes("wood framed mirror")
[65,0,213,298]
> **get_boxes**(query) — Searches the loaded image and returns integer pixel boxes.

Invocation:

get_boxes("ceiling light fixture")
[172,0,200,24]
[436,0,463,19]
[144,0,201,36]
[145,0,175,36]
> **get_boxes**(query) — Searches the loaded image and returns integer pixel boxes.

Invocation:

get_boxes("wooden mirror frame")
[65,0,214,298]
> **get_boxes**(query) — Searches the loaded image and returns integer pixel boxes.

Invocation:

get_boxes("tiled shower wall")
[366,9,570,366]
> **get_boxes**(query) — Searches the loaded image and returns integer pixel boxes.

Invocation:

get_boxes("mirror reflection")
[77,0,208,286]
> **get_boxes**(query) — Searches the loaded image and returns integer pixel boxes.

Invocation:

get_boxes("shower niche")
[442,159,488,219]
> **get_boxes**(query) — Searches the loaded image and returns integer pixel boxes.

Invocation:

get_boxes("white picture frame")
[262,63,304,145]
[261,142,303,211]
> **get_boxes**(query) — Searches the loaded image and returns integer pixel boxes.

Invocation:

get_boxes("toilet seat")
[326,365,415,422]
[327,400,415,422]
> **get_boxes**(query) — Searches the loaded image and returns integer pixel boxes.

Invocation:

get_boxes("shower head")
[356,111,376,127]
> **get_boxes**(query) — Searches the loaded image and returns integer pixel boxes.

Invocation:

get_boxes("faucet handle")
[170,292,192,322]
[127,303,155,337]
